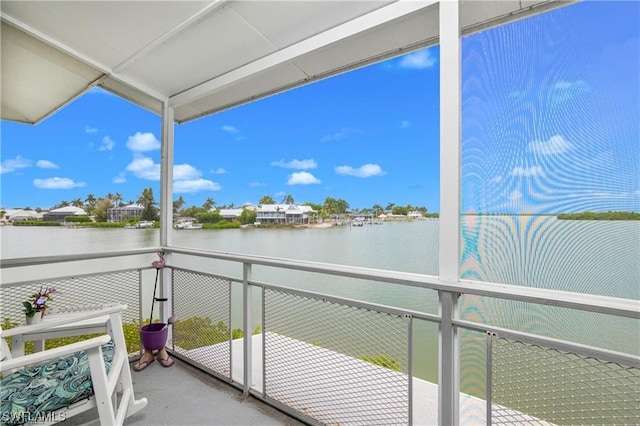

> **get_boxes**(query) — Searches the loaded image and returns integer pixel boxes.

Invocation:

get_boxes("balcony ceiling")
[1,0,570,125]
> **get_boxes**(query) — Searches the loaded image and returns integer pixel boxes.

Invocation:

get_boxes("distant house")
[219,204,256,221]
[219,208,244,221]
[3,209,43,222]
[108,204,143,222]
[407,211,423,219]
[256,204,315,224]
[43,206,87,222]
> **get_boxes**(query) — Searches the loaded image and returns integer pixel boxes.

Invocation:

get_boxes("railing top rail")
[0,248,161,269]
[165,246,640,319]
[2,247,638,319]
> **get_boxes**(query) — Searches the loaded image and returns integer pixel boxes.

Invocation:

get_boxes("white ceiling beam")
[1,13,168,103]
[169,0,437,108]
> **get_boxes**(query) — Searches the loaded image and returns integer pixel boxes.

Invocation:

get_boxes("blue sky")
[1,1,638,214]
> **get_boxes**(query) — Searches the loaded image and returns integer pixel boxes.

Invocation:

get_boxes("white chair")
[0,305,147,425]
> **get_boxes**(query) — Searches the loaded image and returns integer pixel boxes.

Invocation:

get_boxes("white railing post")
[438,290,460,425]
[243,262,252,396]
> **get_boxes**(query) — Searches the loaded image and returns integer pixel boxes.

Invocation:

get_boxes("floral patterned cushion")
[0,342,115,425]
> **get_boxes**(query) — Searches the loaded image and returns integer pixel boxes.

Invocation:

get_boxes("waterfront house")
[256,204,315,225]
[107,203,144,223]
[1,2,638,426]
[2,209,43,223]
[42,206,87,222]
[218,208,243,221]
[217,205,253,220]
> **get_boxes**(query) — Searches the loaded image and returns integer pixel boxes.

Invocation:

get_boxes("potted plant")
[23,301,41,325]
[140,253,175,350]
[30,286,57,318]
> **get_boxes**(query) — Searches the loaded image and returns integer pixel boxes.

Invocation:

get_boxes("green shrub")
[360,354,401,371]
[202,221,240,229]
[64,215,91,223]
[13,221,60,226]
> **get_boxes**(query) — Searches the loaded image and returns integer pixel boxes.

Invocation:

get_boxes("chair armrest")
[0,335,112,373]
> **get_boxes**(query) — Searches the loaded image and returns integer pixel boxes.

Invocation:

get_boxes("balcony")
[1,1,639,425]
[2,249,638,425]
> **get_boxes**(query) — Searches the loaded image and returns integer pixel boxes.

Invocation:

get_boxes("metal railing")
[2,248,639,425]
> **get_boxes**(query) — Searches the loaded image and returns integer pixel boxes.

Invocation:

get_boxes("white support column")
[159,102,174,325]
[159,101,174,248]
[439,0,462,424]
[243,262,253,396]
[439,0,462,282]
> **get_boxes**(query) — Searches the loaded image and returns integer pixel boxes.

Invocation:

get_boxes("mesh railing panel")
[0,270,140,324]
[264,288,410,425]
[491,337,640,425]
[171,269,231,379]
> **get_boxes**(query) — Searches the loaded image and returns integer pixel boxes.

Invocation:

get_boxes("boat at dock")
[125,220,155,229]
[174,219,203,230]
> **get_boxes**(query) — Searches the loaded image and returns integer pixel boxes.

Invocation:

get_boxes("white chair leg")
[86,345,117,424]
[108,313,148,419]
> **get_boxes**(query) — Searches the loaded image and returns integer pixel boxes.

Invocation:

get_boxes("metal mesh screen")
[171,269,231,379]
[491,337,640,425]
[264,289,410,425]
[0,270,140,323]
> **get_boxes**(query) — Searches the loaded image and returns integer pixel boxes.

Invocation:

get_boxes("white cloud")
[210,168,228,174]
[1,156,32,174]
[85,125,98,133]
[400,120,411,129]
[174,179,221,193]
[36,160,59,169]
[510,166,544,177]
[124,154,219,193]
[287,171,321,185]
[528,135,573,155]
[271,159,317,169]
[321,128,360,142]
[113,172,126,184]
[125,155,159,180]
[222,125,238,133]
[99,136,115,151]
[33,177,86,189]
[335,163,386,178]
[126,132,160,152]
[399,50,437,69]
[248,182,266,187]
[489,175,503,184]
[174,164,202,181]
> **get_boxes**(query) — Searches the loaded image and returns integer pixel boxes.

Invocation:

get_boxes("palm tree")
[173,196,185,213]
[85,193,97,215]
[202,197,215,211]
[137,188,158,221]
[71,198,84,208]
[258,195,275,206]
[282,194,295,205]
[113,192,124,207]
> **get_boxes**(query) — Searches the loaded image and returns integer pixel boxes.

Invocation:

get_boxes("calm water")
[2,218,638,386]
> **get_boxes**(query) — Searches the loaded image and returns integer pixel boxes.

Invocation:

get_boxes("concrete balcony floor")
[67,356,305,426]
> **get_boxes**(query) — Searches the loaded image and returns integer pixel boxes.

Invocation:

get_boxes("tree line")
[15,190,433,224]
[556,211,640,221]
